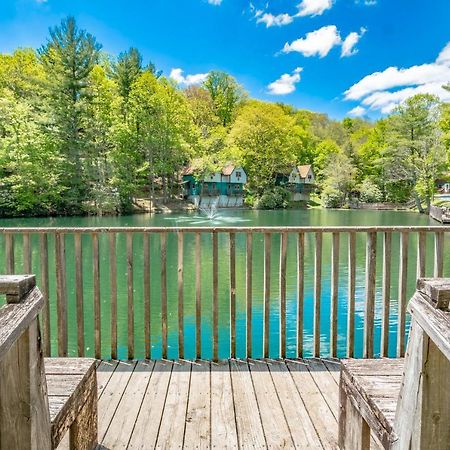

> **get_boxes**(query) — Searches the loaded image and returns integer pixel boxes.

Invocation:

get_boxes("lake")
[0,209,448,360]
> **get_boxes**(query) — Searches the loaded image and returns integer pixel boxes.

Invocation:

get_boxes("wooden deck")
[57,358,343,449]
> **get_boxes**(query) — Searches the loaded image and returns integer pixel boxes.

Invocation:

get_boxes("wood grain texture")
[279,232,288,359]
[297,232,305,357]
[92,233,101,359]
[109,233,118,360]
[74,233,84,357]
[40,234,51,356]
[364,231,377,359]
[5,233,14,275]
[381,231,392,358]
[314,231,323,357]
[330,232,340,358]
[397,231,409,357]
[55,232,67,357]
[347,231,356,358]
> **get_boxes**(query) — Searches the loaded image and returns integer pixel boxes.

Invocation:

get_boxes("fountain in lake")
[198,197,220,219]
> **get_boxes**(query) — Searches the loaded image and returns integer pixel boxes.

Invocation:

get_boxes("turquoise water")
[0,209,447,360]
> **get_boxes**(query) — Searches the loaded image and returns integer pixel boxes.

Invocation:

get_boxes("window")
[308,175,312,180]
[236,171,241,178]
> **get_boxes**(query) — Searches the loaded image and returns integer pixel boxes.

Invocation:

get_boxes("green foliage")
[321,186,344,208]
[254,187,290,210]
[359,179,383,203]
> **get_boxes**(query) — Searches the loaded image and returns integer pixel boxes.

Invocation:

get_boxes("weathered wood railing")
[0,226,448,361]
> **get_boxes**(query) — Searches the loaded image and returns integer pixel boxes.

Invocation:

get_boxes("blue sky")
[1,0,450,119]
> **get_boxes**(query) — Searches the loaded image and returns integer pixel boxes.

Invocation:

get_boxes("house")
[182,163,247,207]
[276,164,316,201]
[436,175,450,194]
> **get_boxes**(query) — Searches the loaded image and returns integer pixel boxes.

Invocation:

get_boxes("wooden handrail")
[1,227,448,361]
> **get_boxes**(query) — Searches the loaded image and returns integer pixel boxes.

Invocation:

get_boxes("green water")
[0,209,447,360]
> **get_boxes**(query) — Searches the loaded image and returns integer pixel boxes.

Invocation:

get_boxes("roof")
[221,164,235,176]
[297,165,312,178]
[182,166,194,176]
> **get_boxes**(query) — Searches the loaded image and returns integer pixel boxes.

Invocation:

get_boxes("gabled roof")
[297,164,312,179]
[182,166,195,176]
[222,164,235,176]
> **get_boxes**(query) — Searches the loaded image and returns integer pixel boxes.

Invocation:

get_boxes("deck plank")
[127,360,173,449]
[98,360,136,442]
[286,360,338,449]
[229,359,266,448]
[156,360,192,448]
[249,360,294,448]
[96,360,119,398]
[102,360,154,449]
[269,359,323,448]
[211,360,239,449]
[184,361,211,449]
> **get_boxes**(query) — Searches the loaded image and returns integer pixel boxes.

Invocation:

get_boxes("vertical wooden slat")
[397,231,409,357]
[229,232,236,359]
[109,233,118,360]
[279,232,288,359]
[330,232,340,358]
[246,232,253,359]
[92,233,101,359]
[40,234,51,356]
[297,232,305,357]
[195,232,201,360]
[434,231,444,278]
[212,231,219,362]
[417,231,426,279]
[161,232,168,359]
[127,232,134,360]
[5,233,14,275]
[263,232,271,359]
[314,232,322,358]
[178,232,184,360]
[22,233,32,274]
[55,232,67,357]
[74,233,84,357]
[347,231,356,358]
[364,232,377,359]
[381,231,392,358]
[143,233,151,360]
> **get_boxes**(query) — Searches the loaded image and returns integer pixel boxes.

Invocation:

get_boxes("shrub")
[321,186,344,208]
[254,186,290,209]
[359,179,383,203]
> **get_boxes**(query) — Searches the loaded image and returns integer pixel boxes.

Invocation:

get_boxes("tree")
[382,94,447,212]
[227,100,305,194]
[39,16,101,211]
[204,71,245,127]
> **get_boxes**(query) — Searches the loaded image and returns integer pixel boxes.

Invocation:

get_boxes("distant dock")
[430,205,450,223]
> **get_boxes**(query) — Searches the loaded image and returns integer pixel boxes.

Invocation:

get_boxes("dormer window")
[236,171,241,178]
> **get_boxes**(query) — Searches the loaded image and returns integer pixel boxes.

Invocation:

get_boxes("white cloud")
[344,42,450,113]
[208,0,222,5]
[268,67,303,95]
[297,0,334,17]
[170,68,208,86]
[364,0,377,5]
[257,13,294,27]
[341,27,366,57]
[283,26,342,58]
[348,106,366,117]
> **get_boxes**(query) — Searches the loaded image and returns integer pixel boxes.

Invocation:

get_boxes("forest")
[0,17,449,217]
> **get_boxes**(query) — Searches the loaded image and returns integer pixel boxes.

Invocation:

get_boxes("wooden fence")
[0,226,448,361]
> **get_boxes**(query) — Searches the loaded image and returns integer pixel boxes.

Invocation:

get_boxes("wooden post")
[393,279,450,449]
[212,231,219,362]
[178,232,184,360]
[279,232,288,359]
[195,232,201,360]
[22,233,32,274]
[143,233,151,360]
[127,233,134,360]
[109,233,118,360]
[434,231,444,278]
[229,232,236,359]
[381,231,392,357]
[314,232,323,357]
[264,232,271,359]
[364,232,377,359]
[297,232,305,358]
[246,232,253,359]
[74,233,85,357]
[397,231,409,357]
[55,232,67,357]
[5,233,14,275]
[330,232,340,358]
[417,231,426,279]
[347,232,356,358]
[161,233,168,360]
[40,234,51,357]
[92,233,101,359]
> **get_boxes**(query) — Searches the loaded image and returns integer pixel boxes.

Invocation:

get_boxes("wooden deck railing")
[0,226,448,361]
